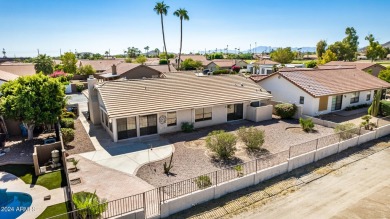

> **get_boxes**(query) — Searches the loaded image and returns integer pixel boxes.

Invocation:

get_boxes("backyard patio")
[136,118,335,187]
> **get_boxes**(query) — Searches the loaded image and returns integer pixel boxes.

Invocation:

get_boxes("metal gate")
[144,188,161,218]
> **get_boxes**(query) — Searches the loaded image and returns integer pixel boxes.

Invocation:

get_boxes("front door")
[227,103,243,121]
[331,95,343,111]
[139,114,157,136]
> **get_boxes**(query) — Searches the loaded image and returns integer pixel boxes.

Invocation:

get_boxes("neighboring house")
[173,55,210,69]
[144,58,160,65]
[211,59,247,70]
[319,61,386,77]
[247,60,280,75]
[86,72,272,142]
[0,63,36,76]
[387,54,390,60]
[0,70,19,85]
[78,60,124,73]
[256,67,390,116]
[97,63,166,81]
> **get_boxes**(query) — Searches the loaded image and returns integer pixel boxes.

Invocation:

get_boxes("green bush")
[213,69,231,75]
[360,115,376,130]
[60,118,74,129]
[72,191,107,218]
[299,118,315,132]
[206,130,237,160]
[344,103,369,111]
[305,60,317,68]
[61,109,76,119]
[274,103,297,119]
[237,126,265,150]
[334,123,357,140]
[195,175,212,189]
[380,100,390,116]
[159,59,168,65]
[61,128,75,144]
[75,83,84,92]
[181,122,194,133]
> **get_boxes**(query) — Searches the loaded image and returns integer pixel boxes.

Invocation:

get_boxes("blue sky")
[1,0,389,57]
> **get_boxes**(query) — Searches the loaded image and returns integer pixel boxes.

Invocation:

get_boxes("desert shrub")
[206,130,237,160]
[305,60,317,68]
[380,100,390,116]
[61,128,75,144]
[233,165,243,177]
[299,118,314,132]
[360,115,376,130]
[195,175,212,189]
[181,122,194,133]
[232,65,241,73]
[61,109,76,119]
[76,83,84,92]
[344,103,369,111]
[237,126,265,150]
[334,123,357,140]
[60,118,75,129]
[213,69,231,75]
[274,103,297,119]
[72,191,107,218]
[159,59,168,65]
[125,58,132,63]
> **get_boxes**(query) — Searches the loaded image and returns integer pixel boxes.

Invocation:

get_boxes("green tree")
[91,53,103,60]
[316,40,327,61]
[305,60,317,68]
[320,49,337,64]
[77,64,96,75]
[173,8,190,70]
[154,1,171,72]
[154,48,160,56]
[365,34,386,62]
[135,55,147,64]
[342,27,359,61]
[270,47,294,64]
[378,67,390,83]
[144,46,150,56]
[181,58,202,70]
[33,54,54,75]
[61,52,77,74]
[0,74,65,140]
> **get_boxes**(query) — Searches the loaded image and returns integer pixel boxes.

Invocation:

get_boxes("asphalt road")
[234,147,390,219]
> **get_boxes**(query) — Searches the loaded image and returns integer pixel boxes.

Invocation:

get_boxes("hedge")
[380,100,390,116]
[159,59,168,65]
[274,103,297,119]
[60,118,75,129]
[213,69,231,75]
[61,128,75,144]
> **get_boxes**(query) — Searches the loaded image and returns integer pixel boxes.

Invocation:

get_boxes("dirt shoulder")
[168,136,390,219]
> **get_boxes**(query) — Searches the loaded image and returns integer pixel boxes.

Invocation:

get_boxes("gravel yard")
[136,119,334,187]
[65,119,95,155]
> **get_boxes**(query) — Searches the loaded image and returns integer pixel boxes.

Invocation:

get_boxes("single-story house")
[247,60,280,75]
[86,72,273,142]
[319,61,386,77]
[209,59,247,70]
[173,55,210,69]
[96,63,176,81]
[0,70,19,85]
[0,63,36,76]
[256,67,390,116]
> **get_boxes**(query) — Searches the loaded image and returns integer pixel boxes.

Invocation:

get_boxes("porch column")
[136,116,140,137]
[113,118,118,142]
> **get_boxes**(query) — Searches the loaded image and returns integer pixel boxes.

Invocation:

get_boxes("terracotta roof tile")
[321,61,385,70]
[0,70,19,81]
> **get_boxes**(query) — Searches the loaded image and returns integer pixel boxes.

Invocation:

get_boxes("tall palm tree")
[173,8,189,70]
[154,2,171,71]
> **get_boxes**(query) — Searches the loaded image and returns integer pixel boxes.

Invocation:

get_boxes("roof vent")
[241,83,244,87]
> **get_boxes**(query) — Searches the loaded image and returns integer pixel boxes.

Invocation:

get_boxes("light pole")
[255,42,257,54]
[227,45,229,55]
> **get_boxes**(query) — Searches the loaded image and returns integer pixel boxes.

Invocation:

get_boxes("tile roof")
[249,75,270,82]
[254,60,280,65]
[0,64,36,76]
[321,61,385,70]
[148,64,177,72]
[212,59,236,68]
[78,60,124,71]
[99,63,177,78]
[260,68,390,97]
[0,70,19,81]
[96,72,272,118]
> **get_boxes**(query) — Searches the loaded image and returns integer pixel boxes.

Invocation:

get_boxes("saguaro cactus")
[369,90,381,116]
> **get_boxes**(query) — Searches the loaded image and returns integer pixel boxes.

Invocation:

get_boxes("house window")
[195,107,212,122]
[350,92,360,104]
[299,96,304,104]
[104,113,109,127]
[366,93,371,101]
[117,117,137,140]
[101,110,104,124]
[167,112,177,127]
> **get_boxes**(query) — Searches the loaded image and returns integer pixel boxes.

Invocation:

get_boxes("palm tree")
[104,51,109,59]
[154,2,171,71]
[173,8,189,70]
[154,48,160,56]
[144,46,150,56]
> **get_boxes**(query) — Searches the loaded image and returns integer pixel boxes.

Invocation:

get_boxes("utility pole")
[250,44,251,53]
[60,48,62,57]
[227,45,229,55]
[37,49,40,56]
[255,42,257,54]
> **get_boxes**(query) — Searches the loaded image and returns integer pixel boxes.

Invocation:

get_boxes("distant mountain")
[359,41,390,51]
[244,46,316,53]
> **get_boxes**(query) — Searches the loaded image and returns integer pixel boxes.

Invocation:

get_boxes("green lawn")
[0,164,67,190]
[291,60,317,64]
[37,201,72,219]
